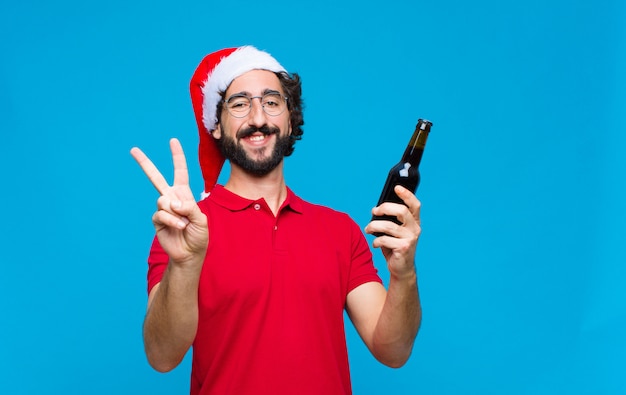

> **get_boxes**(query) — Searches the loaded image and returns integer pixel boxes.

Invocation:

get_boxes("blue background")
[1,0,625,393]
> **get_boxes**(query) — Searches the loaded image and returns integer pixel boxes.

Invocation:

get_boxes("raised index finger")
[130,146,171,195]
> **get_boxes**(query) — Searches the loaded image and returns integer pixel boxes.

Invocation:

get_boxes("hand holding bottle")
[366,185,421,279]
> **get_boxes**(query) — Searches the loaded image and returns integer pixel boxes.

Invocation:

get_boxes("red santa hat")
[190,46,286,198]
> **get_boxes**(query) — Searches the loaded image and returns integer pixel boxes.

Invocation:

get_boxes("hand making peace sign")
[130,138,208,266]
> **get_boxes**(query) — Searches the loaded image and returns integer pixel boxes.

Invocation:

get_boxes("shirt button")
[274,225,278,231]
[254,203,261,210]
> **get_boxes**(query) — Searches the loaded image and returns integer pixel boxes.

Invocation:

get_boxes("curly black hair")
[215,71,304,156]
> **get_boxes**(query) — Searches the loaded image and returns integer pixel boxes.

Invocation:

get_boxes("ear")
[212,124,222,139]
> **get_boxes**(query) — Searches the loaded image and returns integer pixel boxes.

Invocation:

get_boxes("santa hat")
[190,46,286,198]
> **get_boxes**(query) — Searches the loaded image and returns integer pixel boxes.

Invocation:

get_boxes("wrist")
[388,267,417,284]
[169,253,205,274]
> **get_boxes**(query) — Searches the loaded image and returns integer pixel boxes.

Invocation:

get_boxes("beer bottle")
[372,119,433,233]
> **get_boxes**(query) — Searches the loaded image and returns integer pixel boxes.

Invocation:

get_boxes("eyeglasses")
[224,92,288,118]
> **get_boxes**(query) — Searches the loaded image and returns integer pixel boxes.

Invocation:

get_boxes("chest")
[198,207,352,315]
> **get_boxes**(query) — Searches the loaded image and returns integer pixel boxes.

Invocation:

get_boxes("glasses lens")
[226,95,251,117]
[262,93,286,116]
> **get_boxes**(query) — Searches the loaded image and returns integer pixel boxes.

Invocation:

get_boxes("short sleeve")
[147,236,169,294]
[347,218,382,293]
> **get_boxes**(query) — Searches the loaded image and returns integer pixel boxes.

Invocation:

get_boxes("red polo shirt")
[147,185,381,395]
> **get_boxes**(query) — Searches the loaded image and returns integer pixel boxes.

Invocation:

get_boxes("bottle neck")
[401,120,431,165]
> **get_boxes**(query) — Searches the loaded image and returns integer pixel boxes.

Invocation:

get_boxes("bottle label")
[399,163,411,177]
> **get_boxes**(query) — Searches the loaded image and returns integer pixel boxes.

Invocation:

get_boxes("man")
[131,46,422,395]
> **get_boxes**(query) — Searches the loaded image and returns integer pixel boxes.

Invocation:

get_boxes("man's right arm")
[131,139,209,372]
[143,251,204,372]
[143,248,204,372]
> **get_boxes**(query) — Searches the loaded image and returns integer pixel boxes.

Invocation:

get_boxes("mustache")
[236,125,279,140]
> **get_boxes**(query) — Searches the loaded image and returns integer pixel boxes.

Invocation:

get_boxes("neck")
[224,161,287,215]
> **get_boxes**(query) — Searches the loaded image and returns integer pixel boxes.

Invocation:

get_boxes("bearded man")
[131,46,422,395]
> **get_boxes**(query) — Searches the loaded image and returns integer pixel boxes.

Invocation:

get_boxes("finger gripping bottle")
[372,119,433,231]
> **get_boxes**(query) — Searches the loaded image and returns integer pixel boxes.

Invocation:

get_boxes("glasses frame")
[223,92,289,118]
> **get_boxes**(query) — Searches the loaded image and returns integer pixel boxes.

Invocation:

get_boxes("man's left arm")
[346,185,422,368]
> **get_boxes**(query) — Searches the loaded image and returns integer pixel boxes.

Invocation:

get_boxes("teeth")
[249,135,265,142]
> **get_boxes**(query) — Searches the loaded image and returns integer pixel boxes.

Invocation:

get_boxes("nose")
[247,97,267,127]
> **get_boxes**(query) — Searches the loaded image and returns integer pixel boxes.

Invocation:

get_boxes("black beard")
[216,125,292,177]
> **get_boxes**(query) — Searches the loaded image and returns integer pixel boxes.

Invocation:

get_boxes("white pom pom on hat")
[189,46,286,198]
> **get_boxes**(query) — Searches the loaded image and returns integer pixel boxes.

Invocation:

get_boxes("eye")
[263,94,282,107]
[227,96,250,110]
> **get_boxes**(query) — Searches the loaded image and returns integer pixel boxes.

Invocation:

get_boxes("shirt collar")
[208,184,304,214]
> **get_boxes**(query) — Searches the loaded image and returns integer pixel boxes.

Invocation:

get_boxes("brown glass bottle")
[372,119,432,233]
